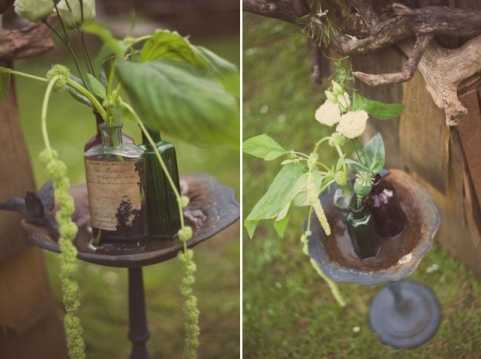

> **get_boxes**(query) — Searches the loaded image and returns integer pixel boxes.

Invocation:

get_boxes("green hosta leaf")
[352,93,403,120]
[116,59,239,147]
[86,73,106,99]
[82,21,127,56]
[243,134,287,160]
[245,163,305,238]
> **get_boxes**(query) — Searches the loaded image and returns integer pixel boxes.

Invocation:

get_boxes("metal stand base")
[369,281,441,349]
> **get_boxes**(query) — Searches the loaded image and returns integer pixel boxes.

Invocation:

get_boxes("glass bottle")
[84,112,134,151]
[334,187,385,259]
[84,123,145,244]
[364,174,406,237]
[141,129,182,240]
[346,206,385,259]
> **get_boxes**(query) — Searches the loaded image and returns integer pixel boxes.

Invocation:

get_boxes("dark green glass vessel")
[142,129,181,240]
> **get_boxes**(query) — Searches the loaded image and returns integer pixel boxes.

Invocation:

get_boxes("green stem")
[66,79,107,120]
[41,77,60,151]
[0,67,48,82]
[119,99,185,229]
[53,2,88,87]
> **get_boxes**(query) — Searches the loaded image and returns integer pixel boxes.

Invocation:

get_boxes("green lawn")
[16,35,240,359]
[243,14,481,358]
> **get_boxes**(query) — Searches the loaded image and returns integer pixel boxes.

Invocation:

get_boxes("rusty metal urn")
[308,169,441,349]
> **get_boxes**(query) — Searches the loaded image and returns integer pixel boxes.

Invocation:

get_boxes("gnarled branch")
[352,34,433,86]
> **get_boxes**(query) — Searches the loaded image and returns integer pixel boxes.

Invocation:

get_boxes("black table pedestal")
[128,267,150,359]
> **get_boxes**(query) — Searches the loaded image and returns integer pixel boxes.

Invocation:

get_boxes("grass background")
[16,36,240,358]
[243,14,481,359]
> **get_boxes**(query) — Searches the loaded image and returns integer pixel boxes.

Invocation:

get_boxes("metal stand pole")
[128,267,150,359]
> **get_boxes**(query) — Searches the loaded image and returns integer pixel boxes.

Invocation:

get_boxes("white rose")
[15,0,54,22]
[58,0,96,28]
[336,110,368,139]
[315,100,341,127]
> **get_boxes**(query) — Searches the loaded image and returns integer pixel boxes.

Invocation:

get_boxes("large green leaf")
[245,163,305,238]
[243,134,287,161]
[82,21,127,56]
[141,30,206,67]
[141,30,237,76]
[352,93,403,120]
[116,59,239,147]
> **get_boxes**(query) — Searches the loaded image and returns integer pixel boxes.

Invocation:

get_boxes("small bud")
[47,65,71,90]
[335,170,348,187]
[328,132,347,147]
[57,0,96,28]
[354,172,373,199]
[181,196,190,208]
[15,0,54,22]
[337,92,351,110]
[331,80,344,96]
[178,226,193,242]
[324,90,337,104]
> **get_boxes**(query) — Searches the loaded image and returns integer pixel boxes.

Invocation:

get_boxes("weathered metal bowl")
[22,175,239,268]
[308,169,441,286]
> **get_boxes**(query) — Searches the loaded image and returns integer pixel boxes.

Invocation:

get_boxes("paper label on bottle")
[85,159,142,231]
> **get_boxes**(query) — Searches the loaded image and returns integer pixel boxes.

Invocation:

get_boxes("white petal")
[315,100,341,127]
[336,110,368,139]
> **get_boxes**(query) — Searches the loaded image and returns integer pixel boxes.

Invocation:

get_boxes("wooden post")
[353,0,481,278]
[0,19,68,359]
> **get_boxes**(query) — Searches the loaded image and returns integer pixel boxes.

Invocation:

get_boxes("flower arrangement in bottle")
[244,59,404,305]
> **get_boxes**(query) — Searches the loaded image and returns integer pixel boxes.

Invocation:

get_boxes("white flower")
[15,0,54,22]
[58,0,96,28]
[315,100,341,127]
[336,110,368,139]
[337,92,351,110]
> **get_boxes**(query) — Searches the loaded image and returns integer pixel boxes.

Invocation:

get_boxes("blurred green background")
[14,6,240,359]
[243,13,481,359]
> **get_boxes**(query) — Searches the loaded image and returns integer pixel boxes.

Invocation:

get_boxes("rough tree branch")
[352,34,433,86]
[244,0,481,125]
[0,23,53,60]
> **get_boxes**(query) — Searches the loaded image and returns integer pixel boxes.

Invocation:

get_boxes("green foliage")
[86,73,106,99]
[243,134,288,160]
[333,57,354,89]
[116,60,239,148]
[347,133,385,174]
[245,163,306,238]
[352,92,404,120]
[81,21,127,56]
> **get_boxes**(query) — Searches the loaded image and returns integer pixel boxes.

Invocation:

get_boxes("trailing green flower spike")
[178,227,200,359]
[40,149,86,359]
[41,76,86,359]
[120,98,200,358]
